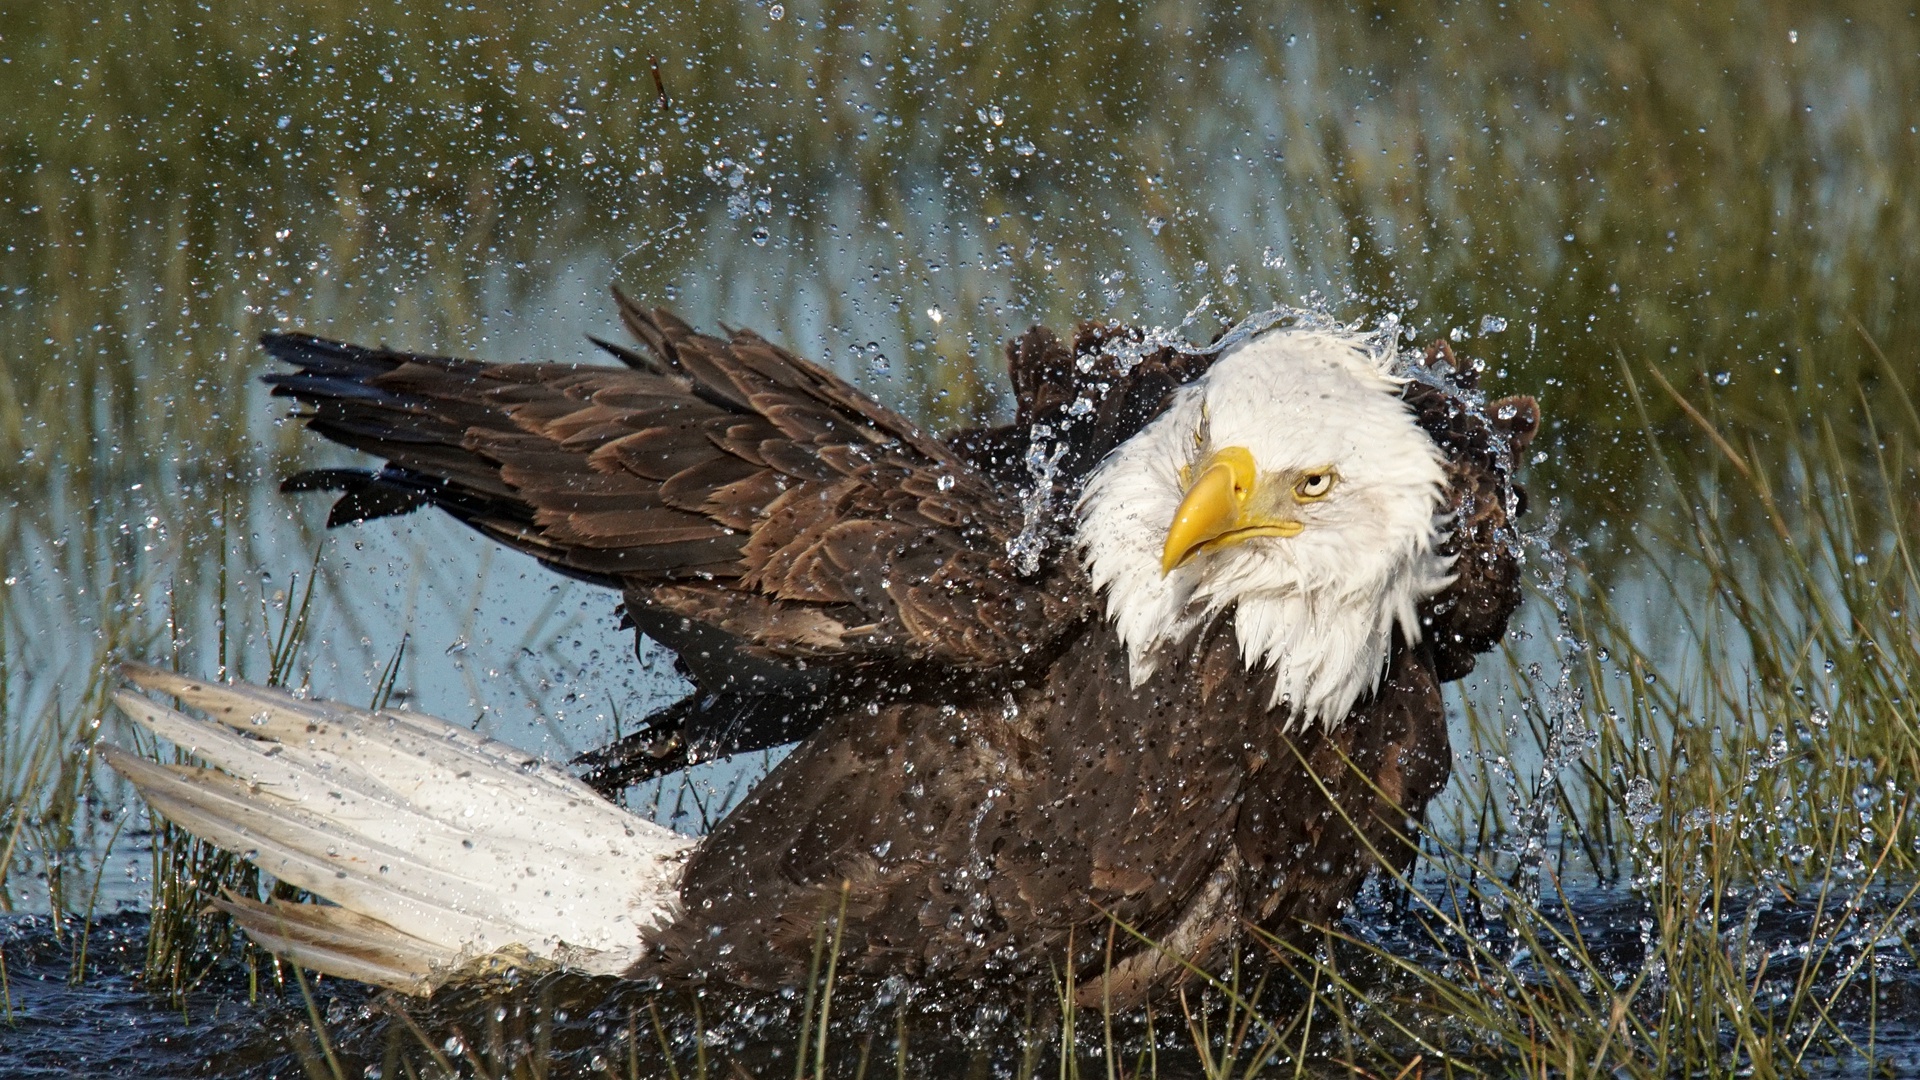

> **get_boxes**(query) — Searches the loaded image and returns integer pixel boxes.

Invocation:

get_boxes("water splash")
[1006,423,1065,576]
[1002,301,1244,573]
[1503,497,1597,904]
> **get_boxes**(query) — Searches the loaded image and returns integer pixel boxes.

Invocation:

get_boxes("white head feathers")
[1074,327,1453,729]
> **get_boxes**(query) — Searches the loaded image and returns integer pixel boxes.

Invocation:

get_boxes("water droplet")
[926,306,943,324]
[750,226,769,246]
[860,52,874,68]
[1714,371,1731,386]
[988,104,1005,126]
[936,474,955,492]
[768,3,784,19]
[1854,552,1870,566]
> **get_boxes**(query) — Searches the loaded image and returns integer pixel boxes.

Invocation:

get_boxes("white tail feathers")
[105,663,692,994]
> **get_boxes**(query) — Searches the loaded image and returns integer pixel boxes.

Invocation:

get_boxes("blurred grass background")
[2,0,1919,1074]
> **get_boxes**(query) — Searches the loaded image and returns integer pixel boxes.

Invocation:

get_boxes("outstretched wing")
[265,292,1086,692]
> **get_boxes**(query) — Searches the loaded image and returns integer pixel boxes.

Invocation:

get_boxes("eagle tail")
[209,892,463,994]
[105,663,693,994]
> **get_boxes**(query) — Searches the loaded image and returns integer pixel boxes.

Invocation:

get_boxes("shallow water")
[10,875,1920,1077]
[4,0,1919,1074]
[0,914,311,1077]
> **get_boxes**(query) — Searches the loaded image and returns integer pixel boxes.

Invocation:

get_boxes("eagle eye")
[1294,472,1334,500]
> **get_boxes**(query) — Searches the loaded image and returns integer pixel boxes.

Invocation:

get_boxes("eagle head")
[1074,327,1454,729]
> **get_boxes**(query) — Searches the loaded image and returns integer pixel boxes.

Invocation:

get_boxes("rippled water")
[1,914,313,1077]
[4,0,1919,1074]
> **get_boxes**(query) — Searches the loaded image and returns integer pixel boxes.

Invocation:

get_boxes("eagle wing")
[265,292,1086,689]
[1402,341,1540,681]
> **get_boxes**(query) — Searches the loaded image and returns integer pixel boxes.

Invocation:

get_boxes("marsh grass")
[6,0,1919,505]
[5,1,1920,1068]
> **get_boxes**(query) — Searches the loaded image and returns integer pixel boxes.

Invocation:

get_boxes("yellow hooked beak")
[1159,446,1305,575]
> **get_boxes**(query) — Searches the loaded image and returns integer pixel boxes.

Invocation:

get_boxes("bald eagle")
[107,294,1538,1004]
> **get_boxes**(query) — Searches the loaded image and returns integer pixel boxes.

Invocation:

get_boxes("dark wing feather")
[264,294,1087,692]
[947,322,1215,500]
[1404,340,1541,681]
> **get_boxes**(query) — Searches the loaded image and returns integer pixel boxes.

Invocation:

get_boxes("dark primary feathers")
[266,296,1080,675]
[265,294,1094,775]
